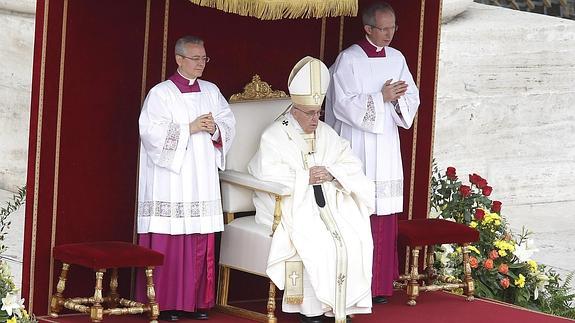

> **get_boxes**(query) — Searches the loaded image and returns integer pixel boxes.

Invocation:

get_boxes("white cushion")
[221,99,291,213]
[219,216,272,275]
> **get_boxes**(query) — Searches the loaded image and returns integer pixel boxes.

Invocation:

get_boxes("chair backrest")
[221,98,291,213]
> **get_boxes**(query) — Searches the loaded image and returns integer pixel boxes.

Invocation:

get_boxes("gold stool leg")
[406,247,421,306]
[108,268,119,308]
[462,244,475,301]
[50,263,70,317]
[424,245,436,285]
[266,280,277,323]
[145,266,160,322]
[90,269,105,322]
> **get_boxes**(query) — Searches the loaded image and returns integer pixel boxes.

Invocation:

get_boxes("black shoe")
[299,313,324,323]
[158,310,181,321]
[187,311,209,320]
[372,296,388,304]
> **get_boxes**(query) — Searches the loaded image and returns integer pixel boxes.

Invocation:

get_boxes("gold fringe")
[188,0,357,20]
[284,296,304,304]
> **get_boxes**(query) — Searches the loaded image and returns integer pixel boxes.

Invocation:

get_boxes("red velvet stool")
[50,241,164,322]
[397,219,479,306]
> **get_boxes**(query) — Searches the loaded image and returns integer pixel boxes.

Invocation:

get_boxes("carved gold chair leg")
[266,281,277,323]
[406,247,421,306]
[90,269,106,322]
[217,265,231,307]
[107,268,119,308]
[50,262,70,317]
[145,266,160,322]
[461,244,475,301]
[424,246,436,285]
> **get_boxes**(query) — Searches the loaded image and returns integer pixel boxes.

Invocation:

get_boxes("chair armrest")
[219,170,291,196]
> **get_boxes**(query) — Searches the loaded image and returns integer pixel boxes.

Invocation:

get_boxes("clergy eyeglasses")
[369,24,398,33]
[178,54,210,63]
[293,107,324,118]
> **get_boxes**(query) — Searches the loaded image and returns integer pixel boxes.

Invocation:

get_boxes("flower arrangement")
[430,164,575,318]
[0,188,36,323]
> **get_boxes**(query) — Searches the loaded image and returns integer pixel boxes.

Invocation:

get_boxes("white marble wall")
[0,1,35,192]
[435,3,575,275]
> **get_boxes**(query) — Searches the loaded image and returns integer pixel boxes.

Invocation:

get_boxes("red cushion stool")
[50,241,164,322]
[397,219,479,306]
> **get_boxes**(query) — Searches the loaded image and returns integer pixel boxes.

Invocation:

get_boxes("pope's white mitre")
[287,56,330,106]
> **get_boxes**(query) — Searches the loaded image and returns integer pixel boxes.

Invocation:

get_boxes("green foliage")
[0,187,36,323]
[431,163,575,318]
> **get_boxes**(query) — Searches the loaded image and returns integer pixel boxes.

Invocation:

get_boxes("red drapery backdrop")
[23,0,441,315]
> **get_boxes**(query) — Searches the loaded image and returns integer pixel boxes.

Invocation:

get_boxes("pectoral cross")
[313,92,321,105]
[289,271,299,286]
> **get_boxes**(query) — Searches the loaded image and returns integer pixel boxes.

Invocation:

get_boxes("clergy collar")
[357,35,386,58]
[168,70,201,93]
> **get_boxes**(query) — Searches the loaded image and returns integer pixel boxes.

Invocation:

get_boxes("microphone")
[313,185,326,208]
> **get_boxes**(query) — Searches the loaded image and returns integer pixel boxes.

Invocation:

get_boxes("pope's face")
[175,43,207,79]
[291,105,322,134]
[364,10,396,48]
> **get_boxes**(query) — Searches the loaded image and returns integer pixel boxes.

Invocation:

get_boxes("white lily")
[1,293,24,318]
[514,239,539,262]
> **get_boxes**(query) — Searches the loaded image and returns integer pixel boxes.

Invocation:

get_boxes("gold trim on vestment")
[47,0,69,313]
[29,0,51,310]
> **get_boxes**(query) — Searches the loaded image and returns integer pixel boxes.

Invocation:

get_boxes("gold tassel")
[188,0,357,20]
[284,296,304,304]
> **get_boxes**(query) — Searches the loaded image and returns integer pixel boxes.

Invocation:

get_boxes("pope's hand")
[382,79,407,102]
[309,166,334,185]
[189,112,216,134]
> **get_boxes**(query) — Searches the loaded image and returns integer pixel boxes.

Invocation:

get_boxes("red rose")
[446,167,457,180]
[476,178,488,189]
[469,174,479,185]
[474,209,485,221]
[491,200,502,213]
[469,256,479,268]
[500,277,510,289]
[489,250,499,259]
[482,185,493,196]
[459,185,472,197]
[498,263,509,275]
[484,258,494,270]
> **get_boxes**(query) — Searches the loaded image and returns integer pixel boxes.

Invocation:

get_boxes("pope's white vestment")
[248,113,374,316]
[137,76,235,234]
[325,39,420,215]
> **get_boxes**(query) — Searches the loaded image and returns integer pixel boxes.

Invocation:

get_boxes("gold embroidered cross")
[313,93,320,104]
[289,271,299,286]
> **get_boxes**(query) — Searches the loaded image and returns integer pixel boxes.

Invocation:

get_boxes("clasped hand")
[309,166,334,185]
[382,79,407,102]
[189,112,216,135]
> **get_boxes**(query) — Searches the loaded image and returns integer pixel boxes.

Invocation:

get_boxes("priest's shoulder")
[385,46,405,58]
[197,79,222,93]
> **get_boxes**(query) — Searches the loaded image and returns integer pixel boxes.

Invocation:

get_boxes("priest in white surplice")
[325,2,420,304]
[136,36,235,321]
[248,57,374,323]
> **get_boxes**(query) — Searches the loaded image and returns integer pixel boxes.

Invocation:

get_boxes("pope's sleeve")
[138,88,189,173]
[329,52,388,134]
[325,133,375,215]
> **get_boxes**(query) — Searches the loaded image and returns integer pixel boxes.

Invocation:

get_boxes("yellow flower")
[22,308,30,319]
[528,260,538,273]
[7,317,16,323]
[515,274,526,288]
[470,221,478,228]
[467,245,480,254]
[498,249,508,257]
